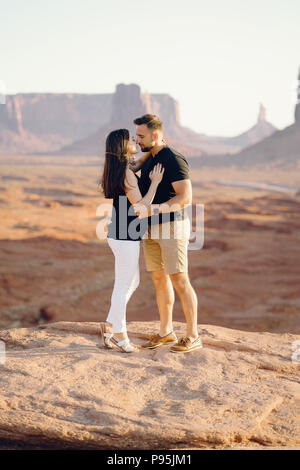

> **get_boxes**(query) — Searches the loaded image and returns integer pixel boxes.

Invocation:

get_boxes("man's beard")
[140,143,155,152]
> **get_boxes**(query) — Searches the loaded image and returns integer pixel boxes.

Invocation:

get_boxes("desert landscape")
[1,72,300,450]
[1,153,300,334]
[1,0,300,454]
[0,152,300,450]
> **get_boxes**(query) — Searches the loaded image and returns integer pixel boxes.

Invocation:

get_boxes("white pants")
[106,238,140,333]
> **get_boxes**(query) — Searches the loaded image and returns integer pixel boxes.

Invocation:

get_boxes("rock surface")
[0,321,299,450]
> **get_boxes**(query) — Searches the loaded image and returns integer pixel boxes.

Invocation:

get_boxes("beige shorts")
[142,217,190,275]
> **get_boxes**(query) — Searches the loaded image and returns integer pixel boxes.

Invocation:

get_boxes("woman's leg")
[106,239,140,335]
[125,260,140,304]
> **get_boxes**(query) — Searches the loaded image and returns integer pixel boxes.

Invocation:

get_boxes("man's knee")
[151,269,169,287]
[169,271,190,292]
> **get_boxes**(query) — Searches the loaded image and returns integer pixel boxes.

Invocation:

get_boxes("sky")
[0,0,299,136]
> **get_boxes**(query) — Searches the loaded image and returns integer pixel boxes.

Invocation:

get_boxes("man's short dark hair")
[133,114,163,131]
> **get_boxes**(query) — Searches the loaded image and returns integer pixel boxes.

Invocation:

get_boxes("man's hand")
[129,151,151,173]
[129,155,137,167]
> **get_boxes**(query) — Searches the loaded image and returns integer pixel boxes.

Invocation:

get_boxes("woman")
[99,129,164,353]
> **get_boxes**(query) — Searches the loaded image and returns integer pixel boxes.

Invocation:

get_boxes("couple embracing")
[99,114,202,354]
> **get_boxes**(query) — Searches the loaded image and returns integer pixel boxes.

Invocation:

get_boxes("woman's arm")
[124,167,159,207]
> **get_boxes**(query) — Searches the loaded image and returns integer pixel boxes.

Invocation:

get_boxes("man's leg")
[169,271,198,340]
[151,268,175,336]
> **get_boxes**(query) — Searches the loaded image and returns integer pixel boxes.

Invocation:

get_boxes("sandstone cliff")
[0,84,277,157]
[0,93,112,154]
[197,121,300,169]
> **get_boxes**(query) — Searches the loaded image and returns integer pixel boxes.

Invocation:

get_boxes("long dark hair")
[99,129,133,199]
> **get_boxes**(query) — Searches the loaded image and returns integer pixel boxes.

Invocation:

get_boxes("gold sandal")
[99,322,113,349]
[110,336,139,353]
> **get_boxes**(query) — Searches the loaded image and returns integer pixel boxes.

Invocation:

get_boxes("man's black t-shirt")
[138,145,190,225]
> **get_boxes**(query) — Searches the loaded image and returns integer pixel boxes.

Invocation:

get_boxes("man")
[129,114,202,354]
